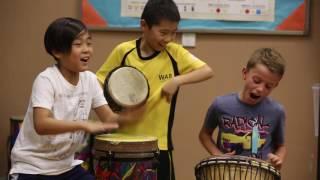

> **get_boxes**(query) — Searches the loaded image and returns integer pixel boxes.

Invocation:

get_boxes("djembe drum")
[195,155,281,180]
[104,66,149,112]
[94,133,159,180]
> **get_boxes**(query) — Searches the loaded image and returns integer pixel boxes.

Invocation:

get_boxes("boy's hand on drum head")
[161,77,180,102]
[224,150,236,155]
[83,121,119,134]
[267,153,283,169]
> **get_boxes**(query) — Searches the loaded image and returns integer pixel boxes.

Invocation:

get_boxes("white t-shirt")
[10,65,107,175]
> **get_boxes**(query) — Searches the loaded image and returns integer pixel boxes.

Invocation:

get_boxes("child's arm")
[94,104,145,126]
[199,126,223,156]
[162,64,213,102]
[33,107,118,135]
[268,107,286,169]
[267,144,286,169]
[176,64,214,85]
[94,105,119,123]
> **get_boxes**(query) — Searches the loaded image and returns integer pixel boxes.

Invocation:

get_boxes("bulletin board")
[81,0,310,35]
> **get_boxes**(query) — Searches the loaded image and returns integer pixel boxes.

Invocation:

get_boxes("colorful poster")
[121,0,275,22]
[82,0,308,35]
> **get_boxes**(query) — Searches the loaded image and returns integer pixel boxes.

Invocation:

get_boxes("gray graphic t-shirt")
[204,93,285,160]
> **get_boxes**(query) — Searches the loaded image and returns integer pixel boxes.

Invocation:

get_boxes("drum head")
[94,133,158,153]
[107,66,149,108]
[195,155,281,180]
[95,133,157,143]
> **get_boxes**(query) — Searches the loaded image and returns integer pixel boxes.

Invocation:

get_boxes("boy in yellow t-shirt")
[96,0,214,179]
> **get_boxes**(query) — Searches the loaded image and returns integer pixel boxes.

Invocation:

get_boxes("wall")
[1,0,319,179]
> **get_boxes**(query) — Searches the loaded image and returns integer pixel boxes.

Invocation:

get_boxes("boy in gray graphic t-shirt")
[199,48,287,170]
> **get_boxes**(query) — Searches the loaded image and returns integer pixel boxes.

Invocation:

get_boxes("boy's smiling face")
[55,31,93,73]
[141,19,178,52]
[240,64,282,105]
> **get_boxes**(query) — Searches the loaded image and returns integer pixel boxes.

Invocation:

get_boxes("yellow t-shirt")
[96,39,206,150]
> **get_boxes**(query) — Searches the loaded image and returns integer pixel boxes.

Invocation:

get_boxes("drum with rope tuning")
[94,133,159,180]
[195,155,281,180]
[103,66,149,112]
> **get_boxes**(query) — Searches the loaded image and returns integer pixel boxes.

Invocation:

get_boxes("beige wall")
[1,1,319,179]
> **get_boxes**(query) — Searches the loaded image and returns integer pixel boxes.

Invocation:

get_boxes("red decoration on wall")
[276,3,305,31]
[82,0,107,27]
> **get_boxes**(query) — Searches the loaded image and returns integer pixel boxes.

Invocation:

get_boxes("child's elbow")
[198,129,206,143]
[34,126,45,135]
[203,65,214,79]
[34,122,47,135]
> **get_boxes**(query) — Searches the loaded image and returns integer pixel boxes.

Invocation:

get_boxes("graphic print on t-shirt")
[220,114,270,157]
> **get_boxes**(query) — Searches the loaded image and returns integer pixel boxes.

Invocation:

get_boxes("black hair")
[141,0,180,28]
[44,17,88,60]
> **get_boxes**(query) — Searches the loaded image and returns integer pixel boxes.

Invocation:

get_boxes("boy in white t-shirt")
[9,17,140,180]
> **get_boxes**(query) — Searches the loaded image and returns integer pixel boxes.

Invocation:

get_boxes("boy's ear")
[52,50,61,60]
[140,19,147,31]
[242,67,248,80]
[140,19,150,31]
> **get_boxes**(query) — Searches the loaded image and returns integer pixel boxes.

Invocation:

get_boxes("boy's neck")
[139,38,157,57]
[57,65,79,86]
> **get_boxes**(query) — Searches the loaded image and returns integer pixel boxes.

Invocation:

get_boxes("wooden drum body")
[195,155,280,180]
[94,133,158,180]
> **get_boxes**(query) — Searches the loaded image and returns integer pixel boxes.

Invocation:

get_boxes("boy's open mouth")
[80,57,89,62]
[249,92,260,99]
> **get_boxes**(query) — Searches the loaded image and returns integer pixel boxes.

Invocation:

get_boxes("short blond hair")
[246,48,286,76]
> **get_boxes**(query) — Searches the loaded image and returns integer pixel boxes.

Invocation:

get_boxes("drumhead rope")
[195,155,281,180]
[103,66,149,112]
